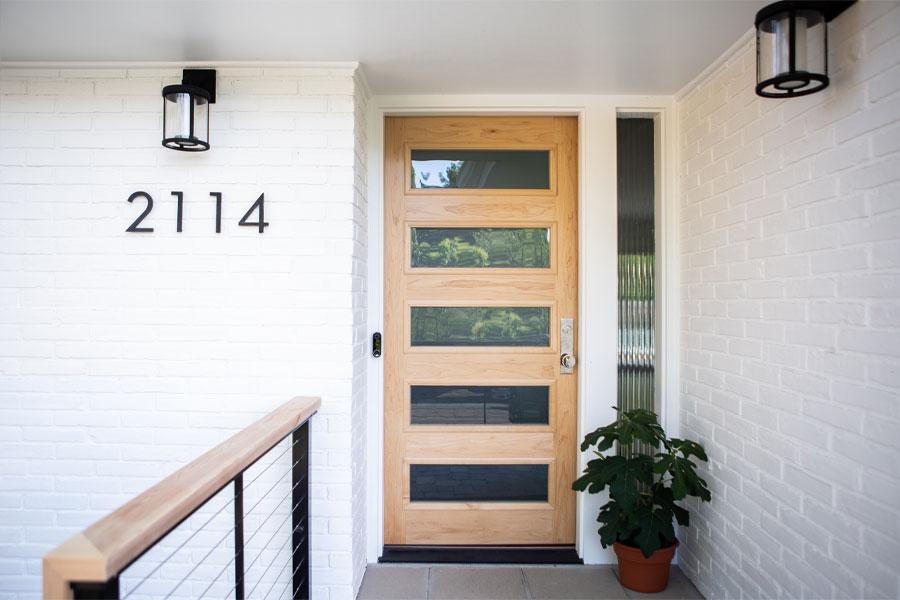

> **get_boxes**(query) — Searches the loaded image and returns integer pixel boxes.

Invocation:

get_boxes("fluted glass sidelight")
[617,116,657,455]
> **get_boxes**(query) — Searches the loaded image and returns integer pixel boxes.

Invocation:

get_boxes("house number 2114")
[126,191,269,234]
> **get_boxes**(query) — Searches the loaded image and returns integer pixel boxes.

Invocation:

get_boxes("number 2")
[126,191,154,232]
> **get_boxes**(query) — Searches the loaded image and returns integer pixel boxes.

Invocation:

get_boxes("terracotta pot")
[613,539,678,593]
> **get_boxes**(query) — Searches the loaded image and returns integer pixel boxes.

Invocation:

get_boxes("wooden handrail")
[42,396,321,599]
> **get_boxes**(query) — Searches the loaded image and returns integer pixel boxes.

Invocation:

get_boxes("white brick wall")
[0,64,367,599]
[677,2,900,599]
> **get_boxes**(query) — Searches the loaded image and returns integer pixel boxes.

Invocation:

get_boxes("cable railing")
[43,397,320,600]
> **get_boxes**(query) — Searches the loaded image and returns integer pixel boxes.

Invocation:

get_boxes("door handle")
[560,318,575,374]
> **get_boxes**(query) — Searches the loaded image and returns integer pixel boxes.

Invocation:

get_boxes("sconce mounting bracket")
[182,69,217,103]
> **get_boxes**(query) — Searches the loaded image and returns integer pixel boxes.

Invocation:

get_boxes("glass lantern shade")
[162,84,210,151]
[756,4,828,97]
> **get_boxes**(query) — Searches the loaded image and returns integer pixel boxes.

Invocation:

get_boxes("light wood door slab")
[384,116,578,546]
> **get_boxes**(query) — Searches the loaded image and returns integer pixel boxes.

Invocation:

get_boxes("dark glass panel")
[409,464,548,502]
[411,307,550,347]
[411,149,550,189]
[411,385,549,425]
[617,116,656,457]
[411,227,550,268]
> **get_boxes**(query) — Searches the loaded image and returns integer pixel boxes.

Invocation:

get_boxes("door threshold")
[379,545,582,564]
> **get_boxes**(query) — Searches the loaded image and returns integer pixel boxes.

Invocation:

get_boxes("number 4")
[239,193,269,233]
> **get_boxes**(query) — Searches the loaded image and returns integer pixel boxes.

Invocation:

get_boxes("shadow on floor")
[357,564,703,600]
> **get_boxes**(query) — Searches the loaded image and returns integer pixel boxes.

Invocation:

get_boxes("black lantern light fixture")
[755,1,855,98]
[162,69,216,151]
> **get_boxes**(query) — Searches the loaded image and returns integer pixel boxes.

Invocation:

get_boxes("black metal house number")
[126,191,269,234]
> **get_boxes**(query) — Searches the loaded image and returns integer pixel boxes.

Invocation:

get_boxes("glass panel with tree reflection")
[411,227,550,268]
[411,306,550,347]
[411,149,550,189]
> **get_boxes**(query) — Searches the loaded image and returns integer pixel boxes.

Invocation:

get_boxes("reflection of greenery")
[440,161,461,187]
[618,253,654,300]
[411,150,550,189]
[412,160,463,188]
[410,160,464,189]
[412,307,550,346]
[412,228,549,268]
[618,250,655,420]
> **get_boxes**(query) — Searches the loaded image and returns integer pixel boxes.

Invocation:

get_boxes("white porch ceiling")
[0,0,765,95]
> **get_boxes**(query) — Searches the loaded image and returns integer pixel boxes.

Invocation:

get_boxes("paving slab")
[357,565,429,600]
[430,566,527,600]
[524,565,630,599]
[356,563,704,600]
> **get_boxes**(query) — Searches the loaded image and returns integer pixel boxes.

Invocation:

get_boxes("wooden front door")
[384,116,578,546]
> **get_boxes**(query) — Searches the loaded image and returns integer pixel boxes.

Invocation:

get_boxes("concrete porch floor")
[357,564,703,600]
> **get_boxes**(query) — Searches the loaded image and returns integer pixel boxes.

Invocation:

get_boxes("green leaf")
[671,469,688,500]
[632,505,676,558]
[579,427,604,452]
[653,454,673,474]
[580,421,620,452]
[597,502,623,547]
[604,455,653,509]
[671,438,709,462]
[672,504,690,527]
[572,472,592,492]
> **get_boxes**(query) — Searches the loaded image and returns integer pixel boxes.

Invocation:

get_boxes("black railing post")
[292,423,310,600]
[234,473,245,600]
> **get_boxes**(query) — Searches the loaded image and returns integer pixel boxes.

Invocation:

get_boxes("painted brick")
[677,3,900,598]
[0,65,369,600]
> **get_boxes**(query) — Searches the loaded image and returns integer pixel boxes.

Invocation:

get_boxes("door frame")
[365,95,679,565]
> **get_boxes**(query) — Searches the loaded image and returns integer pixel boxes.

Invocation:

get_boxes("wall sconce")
[755,1,855,98]
[162,69,216,151]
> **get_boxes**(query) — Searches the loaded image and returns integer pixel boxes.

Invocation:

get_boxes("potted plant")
[572,408,711,593]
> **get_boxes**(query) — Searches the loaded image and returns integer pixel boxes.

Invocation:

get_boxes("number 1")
[172,191,183,232]
[210,192,222,233]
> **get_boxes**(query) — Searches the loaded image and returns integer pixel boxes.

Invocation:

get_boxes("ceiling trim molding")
[0,60,360,70]
[674,28,754,101]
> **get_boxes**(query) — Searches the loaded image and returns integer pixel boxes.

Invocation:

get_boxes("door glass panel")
[410,464,548,502]
[411,149,550,189]
[411,227,550,268]
[411,385,549,425]
[411,307,550,347]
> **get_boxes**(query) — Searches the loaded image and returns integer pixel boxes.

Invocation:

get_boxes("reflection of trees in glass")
[411,307,550,346]
[618,251,655,363]
[439,161,461,187]
[411,160,463,189]
[410,150,550,189]
[412,228,549,268]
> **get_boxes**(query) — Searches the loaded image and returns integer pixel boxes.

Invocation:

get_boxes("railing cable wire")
[259,535,307,600]
[161,521,237,600]
[243,513,305,600]
[204,495,304,600]
[122,492,238,599]
[121,438,302,599]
